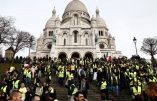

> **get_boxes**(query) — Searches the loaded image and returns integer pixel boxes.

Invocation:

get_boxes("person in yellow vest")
[149,75,157,83]
[0,82,8,100]
[0,82,9,95]
[68,71,74,84]
[57,68,65,86]
[12,76,20,89]
[100,77,108,100]
[10,66,15,73]
[68,80,78,101]
[25,69,32,85]
[48,86,56,95]
[35,83,43,96]
[23,68,28,78]
[47,86,57,101]
[132,81,142,100]
[19,83,27,101]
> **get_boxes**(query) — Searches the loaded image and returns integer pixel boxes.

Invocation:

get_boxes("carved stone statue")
[52,34,56,44]
[95,35,98,43]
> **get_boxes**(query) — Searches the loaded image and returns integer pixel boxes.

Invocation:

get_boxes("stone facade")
[34,0,121,59]
[5,47,14,59]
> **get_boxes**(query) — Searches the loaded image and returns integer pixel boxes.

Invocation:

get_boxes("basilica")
[33,0,121,59]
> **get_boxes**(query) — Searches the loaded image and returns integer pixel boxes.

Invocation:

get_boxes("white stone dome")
[45,8,56,28]
[45,17,56,28]
[64,0,88,14]
[96,17,106,27]
[95,8,106,27]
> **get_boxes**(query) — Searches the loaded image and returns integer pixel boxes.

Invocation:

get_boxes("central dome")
[64,0,88,14]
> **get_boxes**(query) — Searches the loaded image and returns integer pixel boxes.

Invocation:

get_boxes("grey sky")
[0,0,157,58]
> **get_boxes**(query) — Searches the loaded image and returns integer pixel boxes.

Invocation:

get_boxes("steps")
[46,76,132,101]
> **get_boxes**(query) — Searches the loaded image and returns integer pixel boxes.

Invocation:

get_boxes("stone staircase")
[114,89,132,101]
[48,76,132,101]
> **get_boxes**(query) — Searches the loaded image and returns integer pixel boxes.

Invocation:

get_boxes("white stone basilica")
[34,0,121,59]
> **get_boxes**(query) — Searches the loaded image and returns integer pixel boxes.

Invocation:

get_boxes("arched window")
[73,31,78,43]
[99,43,104,49]
[101,31,103,36]
[64,39,66,45]
[99,31,101,36]
[63,33,67,35]
[47,43,52,49]
[73,14,78,25]
[49,31,53,36]
[86,38,88,45]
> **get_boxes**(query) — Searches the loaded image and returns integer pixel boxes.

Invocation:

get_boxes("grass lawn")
[0,63,21,75]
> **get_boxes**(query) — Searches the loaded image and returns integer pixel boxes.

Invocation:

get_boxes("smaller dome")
[45,8,56,28]
[96,17,106,27]
[95,8,106,27]
[45,17,56,28]
[64,0,88,14]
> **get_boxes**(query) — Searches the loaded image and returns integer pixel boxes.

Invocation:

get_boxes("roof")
[64,0,88,14]
[5,47,14,52]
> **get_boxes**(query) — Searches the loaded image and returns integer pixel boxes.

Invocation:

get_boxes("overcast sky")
[0,0,157,59]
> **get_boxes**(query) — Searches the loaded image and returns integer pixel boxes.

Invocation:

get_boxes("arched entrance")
[58,52,67,61]
[84,52,93,59]
[71,52,80,59]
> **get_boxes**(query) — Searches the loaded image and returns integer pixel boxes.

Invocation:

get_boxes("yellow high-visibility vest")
[49,76,52,80]
[68,73,74,80]
[50,88,54,93]
[71,65,75,71]
[24,69,27,76]
[1,85,7,93]
[93,64,96,69]
[26,71,31,78]
[152,77,157,82]
[58,71,64,78]
[12,80,20,89]
[133,86,142,95]
[10,66,15,72]
[130,80,133,86]
[70,84,78,95]
[19,87,27,101]
[133,86,138,95]
[137,86,142,95]
[101,81,107,90]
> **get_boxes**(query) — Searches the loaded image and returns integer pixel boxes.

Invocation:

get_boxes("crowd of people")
[0,56,157,101]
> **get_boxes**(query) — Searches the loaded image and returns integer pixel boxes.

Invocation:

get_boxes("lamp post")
[133,37,138,55]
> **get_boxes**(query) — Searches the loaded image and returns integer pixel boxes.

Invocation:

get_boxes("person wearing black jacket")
[79,78,89,98]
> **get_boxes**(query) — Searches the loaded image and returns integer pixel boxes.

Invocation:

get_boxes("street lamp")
[133,37,138,55]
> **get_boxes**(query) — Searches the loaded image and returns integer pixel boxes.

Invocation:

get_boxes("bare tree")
[28,35,36,57]
[0,16,15,44]
[9,30,36,58]
[141,37,157,66]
